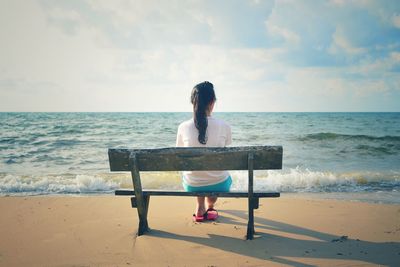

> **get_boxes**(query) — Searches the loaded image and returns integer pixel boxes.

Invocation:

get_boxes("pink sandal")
[205,208,218,221]
[193,213,205,222]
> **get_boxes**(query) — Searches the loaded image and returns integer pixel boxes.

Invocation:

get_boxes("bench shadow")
[145,209,400,267]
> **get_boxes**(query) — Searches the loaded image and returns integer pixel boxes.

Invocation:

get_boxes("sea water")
[1,112,399,203]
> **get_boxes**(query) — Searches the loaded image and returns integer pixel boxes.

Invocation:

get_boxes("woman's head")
[191,81,216,144]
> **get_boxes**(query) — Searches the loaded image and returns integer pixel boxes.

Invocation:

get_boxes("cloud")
[393,14,400,28]
[0,0,399,111]
[329,26,367,55]
[266,23,300,45]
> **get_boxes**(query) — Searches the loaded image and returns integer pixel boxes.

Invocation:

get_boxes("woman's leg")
[205,176,232,209]
[196,196,206,216]
[205,196,219,220]
[206,196,217,209]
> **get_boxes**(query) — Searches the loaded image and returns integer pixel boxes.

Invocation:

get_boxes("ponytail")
[191,81,216,144]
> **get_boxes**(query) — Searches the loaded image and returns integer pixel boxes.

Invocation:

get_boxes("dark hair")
[191,81,216,144]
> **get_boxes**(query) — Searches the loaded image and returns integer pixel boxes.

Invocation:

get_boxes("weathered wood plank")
[109,146,282,172]
[115,189,280,198]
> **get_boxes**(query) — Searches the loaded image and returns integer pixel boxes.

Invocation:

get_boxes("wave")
[1,168,399,195]
[354,144,398,155]
[0,174,120,194]
[0,137,32,146]
[0,136,87,149]
[48,139,86,147]
[48,129,87,135]
[299,132,400,142]
[231,167,400,193]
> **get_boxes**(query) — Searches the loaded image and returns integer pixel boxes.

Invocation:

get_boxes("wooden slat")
[109,146,283,172]
[115,189,280,198]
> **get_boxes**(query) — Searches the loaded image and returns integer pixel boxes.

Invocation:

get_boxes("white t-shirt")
[176,116,232,187]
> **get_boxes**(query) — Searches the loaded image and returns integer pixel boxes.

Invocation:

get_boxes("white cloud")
[47,7,82,23]
[265,22,300,45]
[391,51,400,62]
[393,14,400,28]
[329,26,367,55]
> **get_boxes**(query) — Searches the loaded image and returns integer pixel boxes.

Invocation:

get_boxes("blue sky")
[0,0,399,111]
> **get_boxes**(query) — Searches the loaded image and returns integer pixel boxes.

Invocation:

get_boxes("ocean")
[1,112,399,203]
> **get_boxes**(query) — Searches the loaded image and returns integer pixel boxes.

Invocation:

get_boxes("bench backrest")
[108,146,283,172]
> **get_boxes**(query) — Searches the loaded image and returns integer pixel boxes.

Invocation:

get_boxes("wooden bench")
[108,146,283,240]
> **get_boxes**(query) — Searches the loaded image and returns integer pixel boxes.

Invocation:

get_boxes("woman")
[176,81,232,222]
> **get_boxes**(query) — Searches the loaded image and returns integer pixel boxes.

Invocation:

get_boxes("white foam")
[0,174,119,195]
[75,174,119,192]
[0,167,399,195]
[230,167,400,192]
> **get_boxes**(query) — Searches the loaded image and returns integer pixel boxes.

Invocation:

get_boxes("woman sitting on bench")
[176,81,232,222]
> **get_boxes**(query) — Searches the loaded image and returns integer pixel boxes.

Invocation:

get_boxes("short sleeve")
[176,124,184,147]
[225,125,232,146]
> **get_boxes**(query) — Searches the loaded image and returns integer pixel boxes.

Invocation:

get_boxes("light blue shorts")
[182,176,232,192]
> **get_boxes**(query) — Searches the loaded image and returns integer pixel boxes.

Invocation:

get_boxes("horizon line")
[1,111,399,113]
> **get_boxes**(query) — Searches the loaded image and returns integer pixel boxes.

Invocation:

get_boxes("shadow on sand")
[145,209,400,266]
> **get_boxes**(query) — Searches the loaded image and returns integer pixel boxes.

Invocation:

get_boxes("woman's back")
[176,115,232,187]
[176,116,231,147]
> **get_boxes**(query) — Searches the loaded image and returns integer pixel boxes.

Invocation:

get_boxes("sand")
[0,195,399,266]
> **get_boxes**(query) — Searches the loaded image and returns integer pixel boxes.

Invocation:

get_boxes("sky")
[0,0,400,112]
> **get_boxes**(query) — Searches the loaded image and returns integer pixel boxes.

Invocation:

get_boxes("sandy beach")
[0,195,399,266]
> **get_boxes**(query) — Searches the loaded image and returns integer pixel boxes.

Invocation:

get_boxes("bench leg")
[137,195,150,235]
[246,204,255,240]
[247,152,255,240]
[253,197,259,209]
[129,153,150,236]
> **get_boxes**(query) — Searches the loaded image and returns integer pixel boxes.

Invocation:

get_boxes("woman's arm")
[176,124,184,147]
[225,125,232,146]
